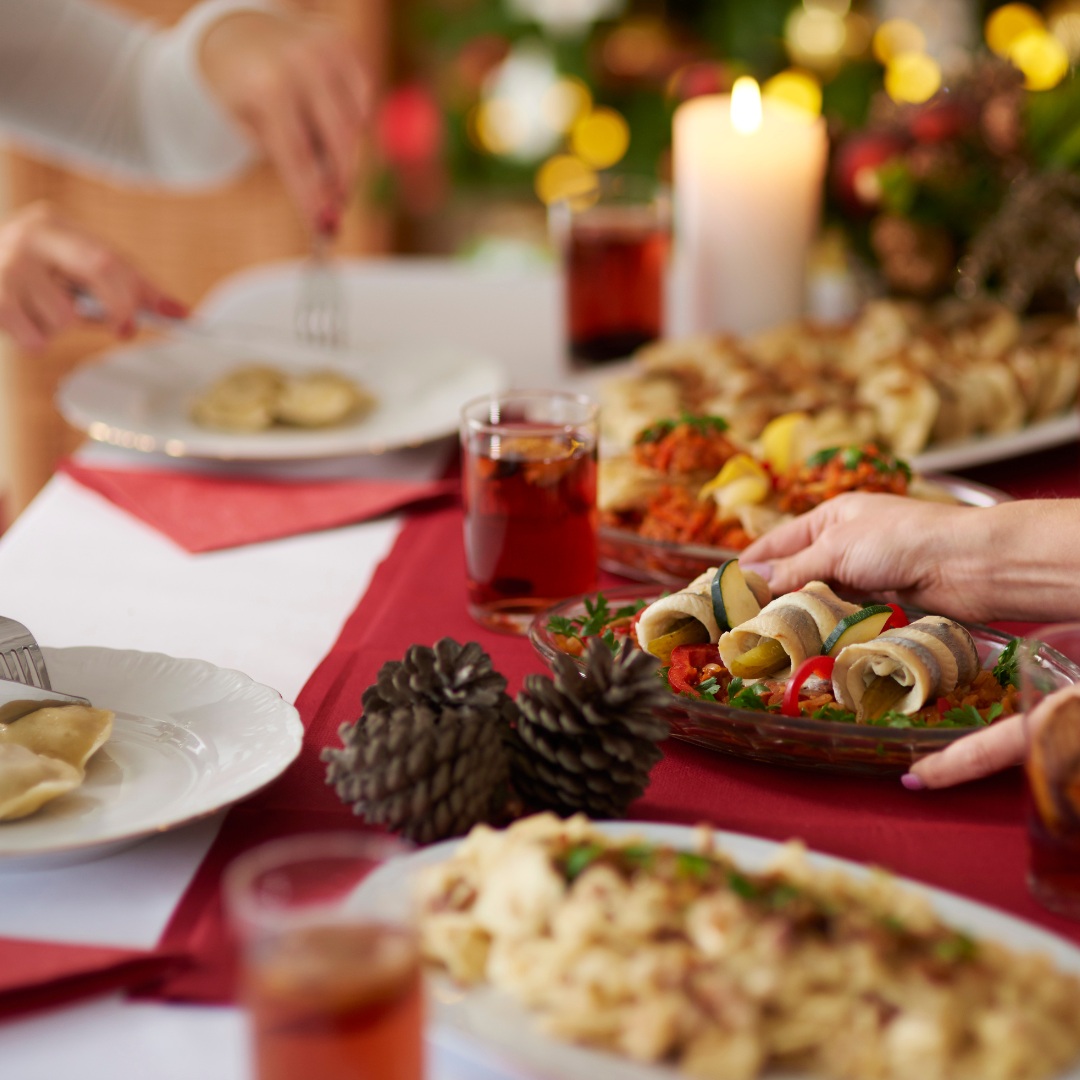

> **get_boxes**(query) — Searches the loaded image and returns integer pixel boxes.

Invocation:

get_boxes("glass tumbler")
[1020,624,1080,918]
[225,832,423,1080]
[460,389,599,634]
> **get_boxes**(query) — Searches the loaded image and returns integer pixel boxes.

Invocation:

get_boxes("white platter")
[0,646,302,868]
[380,821,1080,1080]
[909,412,1080,473]
[56,337,507,460]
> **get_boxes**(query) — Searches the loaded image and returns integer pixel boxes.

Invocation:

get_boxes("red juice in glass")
[461,392,599,633]
[567,208,670,365]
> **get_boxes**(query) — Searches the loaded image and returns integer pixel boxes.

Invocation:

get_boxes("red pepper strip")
[936,697,951,714]
[884,603,909,630]
[668,643,721,696]
[782,655,836,717]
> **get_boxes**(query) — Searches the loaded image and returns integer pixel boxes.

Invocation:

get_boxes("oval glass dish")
[529,585,1080,776]
[600,473,1011,586]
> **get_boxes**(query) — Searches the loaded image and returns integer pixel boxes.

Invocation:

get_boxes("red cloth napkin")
[0,937,180,1021]
[145,453,1080,1006]
[59,460,458,553]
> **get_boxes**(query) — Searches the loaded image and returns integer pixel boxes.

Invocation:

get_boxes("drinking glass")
[460,390,599,634]
[1020,624,1080,918]
[550,173,671,367]
[225,833,423,1080]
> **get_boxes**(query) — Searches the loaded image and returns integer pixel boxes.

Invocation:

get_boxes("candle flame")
[731,76,763,134]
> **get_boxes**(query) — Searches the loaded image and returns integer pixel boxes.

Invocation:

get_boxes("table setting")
[6,7,1080,1080]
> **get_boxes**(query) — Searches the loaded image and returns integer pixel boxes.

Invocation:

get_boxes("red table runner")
[143,443,1080,1004]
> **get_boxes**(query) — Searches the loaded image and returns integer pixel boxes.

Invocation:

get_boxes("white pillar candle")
[673,79,828,336]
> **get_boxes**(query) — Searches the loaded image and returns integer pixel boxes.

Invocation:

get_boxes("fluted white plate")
[378,821,1080,1080]
[0,646,302,868]
[56,338,506,460]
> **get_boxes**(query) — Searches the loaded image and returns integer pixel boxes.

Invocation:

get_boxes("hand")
[903,713,1025,789]
[0,203,186,351]
[739,492,994,622]
[199,8,369,233]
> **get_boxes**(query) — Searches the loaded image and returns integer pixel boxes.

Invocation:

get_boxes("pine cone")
[362,638,508,715]
[323,700,509,844]
[510,638,668,819]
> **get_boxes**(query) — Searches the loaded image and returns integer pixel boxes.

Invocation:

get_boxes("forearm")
[0,0,268,187]
[969,499,1080,622]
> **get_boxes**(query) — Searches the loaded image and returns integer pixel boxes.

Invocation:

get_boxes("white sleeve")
[0,0,277,189]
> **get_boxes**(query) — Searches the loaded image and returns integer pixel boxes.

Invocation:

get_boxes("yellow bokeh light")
[1010,28,1071,89]
[763,69,823,118]
[785,7,847,69]
[541,77,592,134]
[1049,7,1080,61]
[872,19,926,64]
[884,52,942,104]
[472,99,517,155]
[570,107,630,169]
[986,3,1044,57]
[535,154,598,206]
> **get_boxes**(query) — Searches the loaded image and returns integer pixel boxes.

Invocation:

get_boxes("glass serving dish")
[600,473,1011,586]
[529,584,1080,776]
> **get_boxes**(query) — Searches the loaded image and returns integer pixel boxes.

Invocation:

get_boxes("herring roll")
[832,615,980,720]
[718,581,859,680]
[636,568,721,660]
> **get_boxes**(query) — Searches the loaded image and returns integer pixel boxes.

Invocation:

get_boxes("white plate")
[0,646,302,869]
[384,821,1080,1080]
[910,412,1080,472]
[56,338,507,460]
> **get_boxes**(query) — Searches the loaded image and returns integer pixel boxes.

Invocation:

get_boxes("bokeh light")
[570,107,630,168]
[884,52,942,104]
[534,154,597,206]
[1010,29,1070,89]
[785,7,847,70]
[541,77,592,134]
[602,17,669,79]
[763,69,823,118]
[1049,2,1080,61]
[478,43,565,161]
[872,19,925,65]
[986,3,1044,57]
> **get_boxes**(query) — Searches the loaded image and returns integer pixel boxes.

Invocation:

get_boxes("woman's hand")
[739,492,993,622]
[902,714,1026,790]
[199,8,370,233]
[0,203,185,351]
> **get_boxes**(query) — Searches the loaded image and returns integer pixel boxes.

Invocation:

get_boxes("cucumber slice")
[727,637,788,679]
[711,559,763,632]
[821,605,893,657]
[646,617,711,663]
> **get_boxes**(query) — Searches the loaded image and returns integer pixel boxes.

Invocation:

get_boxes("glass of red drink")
[460,390,599,634]
[551,173,671,367]
[1020,625,1080,918]
[225,833,422,1080]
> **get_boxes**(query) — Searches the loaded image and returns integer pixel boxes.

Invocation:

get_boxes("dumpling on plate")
[0,705,114,770]
[190,365,283,432]
[0,743,82,821]
[275,370,375,428]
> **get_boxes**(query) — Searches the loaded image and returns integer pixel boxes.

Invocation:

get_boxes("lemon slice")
[699,454,770,511]
[759,412,811,473]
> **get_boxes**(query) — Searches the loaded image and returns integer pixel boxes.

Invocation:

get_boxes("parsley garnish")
[547,593,647,655]
[562,842,605,881]
[728,680,773,711]
[804,444,911,479]
[941,701,1002,727]
[812,704,858,723]
[676,852,713,879]
[727,870,759,899]
[992,639,1019,688]
[635,412,729,443]
[932,932,978,964]
[696,676,722,702]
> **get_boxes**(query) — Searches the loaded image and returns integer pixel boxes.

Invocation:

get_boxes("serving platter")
[56,337,506,460]
[530,585,1080,775]
[600,473,1012,586]
[0,646,302,868]
[374,821,1080,1080]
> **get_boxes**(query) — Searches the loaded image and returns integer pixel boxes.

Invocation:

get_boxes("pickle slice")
[727,638,788,679]
[856,676,908,721]
[646,618,711,664]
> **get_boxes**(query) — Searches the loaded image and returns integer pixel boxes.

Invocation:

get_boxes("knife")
[0,678,91,725]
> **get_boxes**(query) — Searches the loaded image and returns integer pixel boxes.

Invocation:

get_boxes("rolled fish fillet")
[832,615,980,717]
[718,581,859,678]
[636,568,720,653]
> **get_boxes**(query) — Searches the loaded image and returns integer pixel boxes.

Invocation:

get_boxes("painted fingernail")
[740,561,772,583]
[317,206,340,236]
[901,772,926,791]
[119,320,136,339]
[157,297,189,319]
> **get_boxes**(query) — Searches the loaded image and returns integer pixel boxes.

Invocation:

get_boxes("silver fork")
[0,616,52,690]
[294,231,347,348]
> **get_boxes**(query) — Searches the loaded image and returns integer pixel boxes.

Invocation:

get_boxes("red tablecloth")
[142,443,1080,1004]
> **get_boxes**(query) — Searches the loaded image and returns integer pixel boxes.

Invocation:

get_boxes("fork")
[294,231,347,348]
[0,616,52,690]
